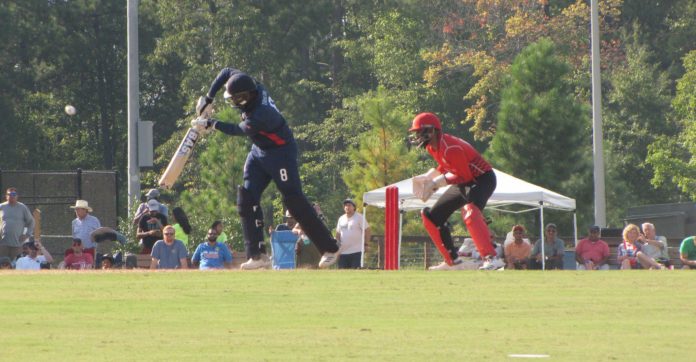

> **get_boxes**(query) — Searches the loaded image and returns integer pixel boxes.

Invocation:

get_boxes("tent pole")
[540,202,545,270]
[573,212,578,269]
[361,201,367,268]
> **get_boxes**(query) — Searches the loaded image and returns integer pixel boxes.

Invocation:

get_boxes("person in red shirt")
[63,238,94,270]
[409,112,504,270]
[575,225,610,270]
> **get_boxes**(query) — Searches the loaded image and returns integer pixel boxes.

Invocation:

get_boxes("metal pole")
[590,0,606,227]
[127,0,140,216]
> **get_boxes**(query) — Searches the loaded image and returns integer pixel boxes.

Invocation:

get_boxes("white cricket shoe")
[428,258,467,271]
[479,256,505,270]
[240,254,272,270]
[318,251,340,268]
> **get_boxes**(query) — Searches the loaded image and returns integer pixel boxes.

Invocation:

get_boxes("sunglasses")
[164,232,175,235]
[7,192,17,196]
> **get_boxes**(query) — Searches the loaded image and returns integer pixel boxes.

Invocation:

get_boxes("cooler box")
[270,230,297,269]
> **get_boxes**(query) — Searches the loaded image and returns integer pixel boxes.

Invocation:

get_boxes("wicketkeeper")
[192,68,341,269]
[409,112,504,270]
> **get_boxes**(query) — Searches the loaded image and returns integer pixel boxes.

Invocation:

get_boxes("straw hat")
[70,200,93,212]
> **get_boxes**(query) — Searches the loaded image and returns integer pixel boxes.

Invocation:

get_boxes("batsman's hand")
[191,117,215,131]
[196,96,213,117]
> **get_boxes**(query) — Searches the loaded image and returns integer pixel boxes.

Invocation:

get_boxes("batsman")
[409,112,505,270]
[192,68,341,269]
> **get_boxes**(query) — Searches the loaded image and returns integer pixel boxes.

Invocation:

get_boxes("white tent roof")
[362,169,576,211]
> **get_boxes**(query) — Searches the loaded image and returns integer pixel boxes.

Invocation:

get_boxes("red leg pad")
[463,204,496,258]
[421,209,454,266]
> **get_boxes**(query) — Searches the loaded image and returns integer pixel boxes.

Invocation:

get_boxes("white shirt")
[336,212,369,254]
[15,255,47,270]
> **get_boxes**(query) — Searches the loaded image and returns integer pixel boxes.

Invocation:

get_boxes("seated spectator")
[101,254,114,270]
[0,256,12,269]
[679,235,696,269]
[504,225,531,269]
[63,238,94,270]
[15,239,53,270]
[636,222,670,270]
[136,199,168,254]
[456,233,503,270]
[503,229,531,248]
[618,224,642,270]
[530,223,565,270]
[191,228,233,270]
[293,216,321,269]
[150,225,188,269]
[575,225,610,270]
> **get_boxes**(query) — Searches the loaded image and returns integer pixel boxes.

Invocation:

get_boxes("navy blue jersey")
[207,68,294,150]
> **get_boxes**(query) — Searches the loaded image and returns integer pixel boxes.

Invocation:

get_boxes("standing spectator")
[575,226,610,270]
[171,207,192,248]
[133,188,169,225]
[504,225,532,270]
[15,239,53,270]
[617,224,643,270]
[191,228,233,270]
[193,68,341,269]
[636,222,670,269]
[136,199,168,254]
[0,187,35,261]
[63,238,94,270]
[150,225,188,269]
[335,199,371,269]
[530,223,565,270]
[70,200,101,258]
[678,235,696,269]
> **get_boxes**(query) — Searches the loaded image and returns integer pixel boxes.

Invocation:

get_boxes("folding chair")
[270,230,298,269]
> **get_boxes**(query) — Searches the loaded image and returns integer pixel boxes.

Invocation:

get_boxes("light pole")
[127,0,140,215]
[590,0,606,227]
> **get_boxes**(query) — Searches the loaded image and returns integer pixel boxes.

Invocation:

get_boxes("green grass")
[1,270,694,361]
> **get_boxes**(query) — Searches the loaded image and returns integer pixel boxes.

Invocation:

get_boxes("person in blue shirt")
[191,228,233,270]
[192,68,340,270]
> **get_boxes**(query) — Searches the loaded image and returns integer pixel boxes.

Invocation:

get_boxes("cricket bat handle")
[158,127,203,189]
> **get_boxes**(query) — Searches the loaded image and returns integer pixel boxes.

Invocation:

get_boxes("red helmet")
[409,112,442,132]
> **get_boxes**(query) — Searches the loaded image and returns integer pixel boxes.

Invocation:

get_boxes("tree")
[489,38,587,200]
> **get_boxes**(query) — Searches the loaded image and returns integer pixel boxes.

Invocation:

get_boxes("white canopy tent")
[361,169,578,269]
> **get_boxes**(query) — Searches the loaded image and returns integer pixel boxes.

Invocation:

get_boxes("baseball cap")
[343,199,356,207]
[545,223,557,230]
[22,241,38,250]
[146,188,160,199]
[589,225,601,232]
[147,199,161,212]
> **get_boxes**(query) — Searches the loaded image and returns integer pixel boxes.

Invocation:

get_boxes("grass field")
[1,270,694,361]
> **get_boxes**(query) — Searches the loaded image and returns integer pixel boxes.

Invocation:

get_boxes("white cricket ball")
[65,105,76,116]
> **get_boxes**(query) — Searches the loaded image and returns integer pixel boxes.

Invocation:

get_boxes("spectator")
[470,232,504,261]
[617,224,643,270]
[455,235,502,270]
[678,235,696,269]
[70,200,101,258]
[504,225,531,269]
[0,187,35,261]
[133,188,169,225]
[530,223,565,270]
[171,207,192,248]
[575,225,610,270]
[335,199,371,269]
[101,254,114,270]
[136,199,168,254]
[292,217,321,269]
[63,238,94,270]
[150,225,188,269]
[191,228,233,270]
[15,239,53,270]
[636,222,670,270]
[0,256,12,269]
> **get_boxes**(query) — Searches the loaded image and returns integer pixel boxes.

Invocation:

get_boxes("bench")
[130,251,246,269]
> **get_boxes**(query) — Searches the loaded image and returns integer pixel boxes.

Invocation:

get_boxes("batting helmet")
[409,113,441,148]
[224,73,258,109]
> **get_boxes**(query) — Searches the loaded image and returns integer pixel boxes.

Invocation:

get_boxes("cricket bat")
[158,98,212,189]
[33,208,41,240]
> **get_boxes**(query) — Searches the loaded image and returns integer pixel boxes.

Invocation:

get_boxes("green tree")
[647,50,696,198]
[603,32,677,215]
[489,38,587,201]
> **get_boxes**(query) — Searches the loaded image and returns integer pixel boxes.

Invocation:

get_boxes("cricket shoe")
[479,256,505,270]
[240,254,272,270]
[428,257,467,271]
[318,251,340,268]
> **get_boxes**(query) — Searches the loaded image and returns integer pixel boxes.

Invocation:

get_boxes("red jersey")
[426,133,492,184]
